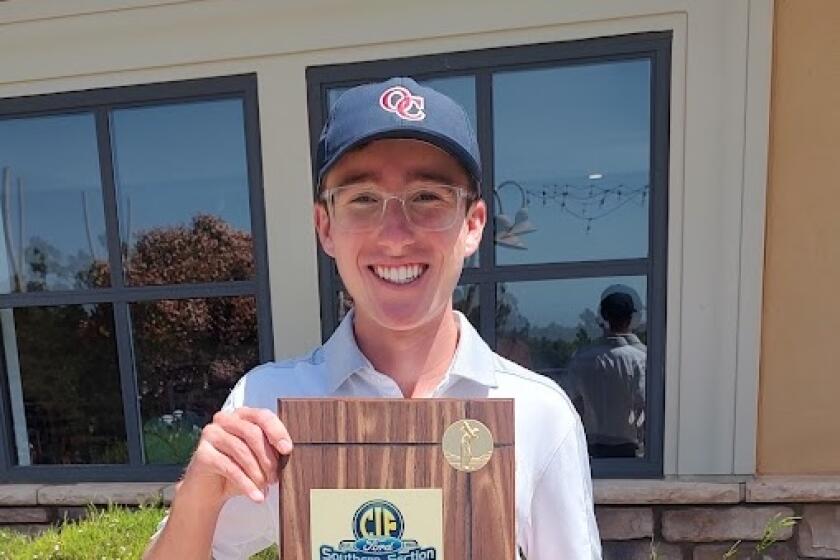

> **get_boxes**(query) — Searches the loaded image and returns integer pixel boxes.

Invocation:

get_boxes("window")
[308,33,670,477]
[0,75,272,482]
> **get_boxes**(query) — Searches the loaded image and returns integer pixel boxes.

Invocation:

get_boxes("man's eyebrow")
[331,171,379,188]
[406,170,464,185]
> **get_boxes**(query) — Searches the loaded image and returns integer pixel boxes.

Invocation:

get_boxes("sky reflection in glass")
[493,59,651,264]
[0,113,107,292]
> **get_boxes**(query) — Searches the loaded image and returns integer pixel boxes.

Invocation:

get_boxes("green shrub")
[142,412,202,465]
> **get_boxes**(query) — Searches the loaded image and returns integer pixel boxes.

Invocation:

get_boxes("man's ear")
[314,203,335,257]
[463,198,487,257]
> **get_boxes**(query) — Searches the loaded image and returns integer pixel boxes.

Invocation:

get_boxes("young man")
[144,77,602,559]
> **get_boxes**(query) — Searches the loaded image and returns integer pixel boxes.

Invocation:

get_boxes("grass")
[0,503,278,560]
[649,513,800,559]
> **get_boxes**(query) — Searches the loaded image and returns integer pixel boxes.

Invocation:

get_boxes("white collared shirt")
[206,311,602,559]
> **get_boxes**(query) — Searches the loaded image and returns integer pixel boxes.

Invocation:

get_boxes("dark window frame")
[0,74,273,482]
[306,32,670,478]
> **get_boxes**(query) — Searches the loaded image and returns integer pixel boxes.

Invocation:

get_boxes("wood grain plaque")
[278,398,515,559]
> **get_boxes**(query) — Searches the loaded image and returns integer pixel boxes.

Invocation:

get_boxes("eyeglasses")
[320,183,474,232]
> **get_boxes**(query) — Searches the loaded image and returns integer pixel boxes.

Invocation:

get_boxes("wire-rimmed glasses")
[320,183,474,232]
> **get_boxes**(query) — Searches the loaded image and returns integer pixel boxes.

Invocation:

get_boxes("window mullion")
[95,109,143,466]
[0,280,258,308]
[0,331,14,473]
[644,44,672,476]
[113,302,143,466]
[242,83,274,362]
[459,259,650,284]
[476,70,497,346]
[476,70,495,275]
[96,108,125,291]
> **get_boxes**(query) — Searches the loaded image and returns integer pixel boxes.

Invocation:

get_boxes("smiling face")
[315,138,486,334]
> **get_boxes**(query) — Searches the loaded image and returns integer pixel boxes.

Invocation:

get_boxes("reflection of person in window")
[568,287,646,458]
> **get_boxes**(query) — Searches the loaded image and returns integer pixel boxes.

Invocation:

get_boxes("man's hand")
[183,407,294,504]
[142,407,292,559]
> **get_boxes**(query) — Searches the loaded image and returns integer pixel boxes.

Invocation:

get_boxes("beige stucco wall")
[758,0,840,474]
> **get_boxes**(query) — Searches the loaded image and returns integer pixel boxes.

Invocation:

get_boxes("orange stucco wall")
[758,0,840,474]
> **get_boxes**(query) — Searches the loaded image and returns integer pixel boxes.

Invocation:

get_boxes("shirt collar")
[447,310,498,389]
[603,333,643,347]
[321,309,498,393]
[322,308,372,392]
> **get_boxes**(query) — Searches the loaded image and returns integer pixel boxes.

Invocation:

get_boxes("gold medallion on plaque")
[441,419,494,472]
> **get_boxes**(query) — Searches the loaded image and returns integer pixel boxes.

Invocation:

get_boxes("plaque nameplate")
[310,488,443,560]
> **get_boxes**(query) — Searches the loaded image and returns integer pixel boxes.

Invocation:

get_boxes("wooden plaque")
[278,398,515,559]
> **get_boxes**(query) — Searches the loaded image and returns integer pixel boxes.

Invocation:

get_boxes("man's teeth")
[373,264,426,284]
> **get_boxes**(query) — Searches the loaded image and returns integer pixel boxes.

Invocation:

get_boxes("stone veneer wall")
[1,478,838,558]
[595,479,840,559]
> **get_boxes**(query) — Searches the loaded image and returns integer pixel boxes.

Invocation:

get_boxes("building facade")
[0,0,837,556]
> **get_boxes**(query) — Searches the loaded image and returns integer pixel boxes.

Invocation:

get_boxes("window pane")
[496,277,647,458]
[335,286,354,324]
[493,60,651,264]
[2,304,125,465]
[418,76,477,131]
[110,100,254,286]
[453,283,480,331]
[131,296,259,464]
[0,113,109,293]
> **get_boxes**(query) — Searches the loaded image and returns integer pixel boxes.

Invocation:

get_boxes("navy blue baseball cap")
[315,77,481,190]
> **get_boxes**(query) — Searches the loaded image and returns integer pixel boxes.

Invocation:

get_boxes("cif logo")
[379,86,426,121]
[352,500,404,541]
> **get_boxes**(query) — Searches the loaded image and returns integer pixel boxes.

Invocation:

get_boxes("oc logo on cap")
[379,85,426,121]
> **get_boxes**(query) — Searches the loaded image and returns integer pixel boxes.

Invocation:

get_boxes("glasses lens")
[329,186,383,231]
[405,185,462,230]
